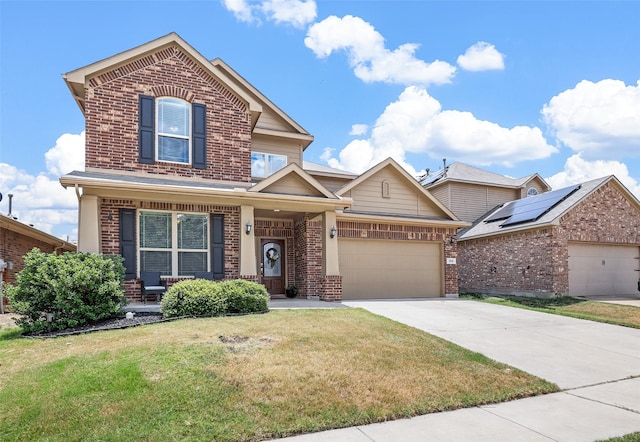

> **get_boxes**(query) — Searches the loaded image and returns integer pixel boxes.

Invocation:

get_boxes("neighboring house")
[0,214,76,286]
[422,162,551,223]
[457,176,640,297]
[59,33,467,302]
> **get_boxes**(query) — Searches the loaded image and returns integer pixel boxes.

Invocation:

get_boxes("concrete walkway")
[277,299,640,442]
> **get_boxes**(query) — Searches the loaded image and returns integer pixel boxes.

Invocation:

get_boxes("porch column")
[240,205,257,276]
[323,211,339,275]
[78,195,100,254]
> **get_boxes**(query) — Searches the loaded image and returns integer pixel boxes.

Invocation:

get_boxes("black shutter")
[192,102,207,169]
[119,209,137,280]
[210,214,224,279]
[139,95,155,164]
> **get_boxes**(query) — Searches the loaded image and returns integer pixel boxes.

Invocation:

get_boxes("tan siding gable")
[348,167,446,217]
[525,177,549,196]
[258,173,325,197]
[255,108,295,132]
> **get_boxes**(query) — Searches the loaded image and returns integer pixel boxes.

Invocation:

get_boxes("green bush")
[218,279,269,314]
[160,279,269,318]
[7,249,127,333]
[160,279,225,318]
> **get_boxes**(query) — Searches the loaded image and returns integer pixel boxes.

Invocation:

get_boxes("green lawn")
[462,294,640,329]
[0,309,557,441]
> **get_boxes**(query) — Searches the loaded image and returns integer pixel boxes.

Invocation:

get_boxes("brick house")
[0,215,76,308]
[422,162,551,223]
[458,176,640,297]
[59,33,467,302]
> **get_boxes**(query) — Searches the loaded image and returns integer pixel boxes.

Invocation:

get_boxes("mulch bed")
[22,313,169,338]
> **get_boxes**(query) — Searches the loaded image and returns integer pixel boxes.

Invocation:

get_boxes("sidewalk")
[276,299,640,441]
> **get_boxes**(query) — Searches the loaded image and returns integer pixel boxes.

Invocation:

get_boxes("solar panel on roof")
[498,184,581,227]
[485,203,514,223]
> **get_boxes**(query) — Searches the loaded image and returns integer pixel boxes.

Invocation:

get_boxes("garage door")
[568,244,640,296]
[339,239,443,299]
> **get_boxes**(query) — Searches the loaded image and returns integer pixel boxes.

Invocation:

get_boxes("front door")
[261,240,285,295]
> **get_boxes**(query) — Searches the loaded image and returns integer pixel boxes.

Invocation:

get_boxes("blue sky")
[1,0,639,241]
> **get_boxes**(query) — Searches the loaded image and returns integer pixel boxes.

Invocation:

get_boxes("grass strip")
[462,293,640,329]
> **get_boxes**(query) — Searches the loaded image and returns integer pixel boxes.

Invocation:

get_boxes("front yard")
[0,308,557,441]
[462,294,640,329]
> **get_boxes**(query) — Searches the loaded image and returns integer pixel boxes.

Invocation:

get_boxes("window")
[139,211,208,276]
[157,98,191,164]
[139,95,206,169]
[251,152,287,177]
[527,187,538,197]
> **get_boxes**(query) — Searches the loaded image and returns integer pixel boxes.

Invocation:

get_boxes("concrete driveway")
[344,298,640,389]
[276,299,640,441]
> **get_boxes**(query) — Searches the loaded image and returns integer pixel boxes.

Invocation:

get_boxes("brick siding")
[100,198,240,301]
[0,227,68,285]
[459,181,640,297]
[84,44,252,183]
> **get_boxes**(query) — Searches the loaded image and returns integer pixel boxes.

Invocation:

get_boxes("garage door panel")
[339,239,442,299]
[568,244,640,296]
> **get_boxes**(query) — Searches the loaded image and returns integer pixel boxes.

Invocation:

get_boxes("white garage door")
[339,239,443,299]
[568,243,640,296]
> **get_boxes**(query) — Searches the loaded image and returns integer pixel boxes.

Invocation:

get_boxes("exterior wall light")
[245,221,253,235]
[330,226,337,239]
[449,235,457,244]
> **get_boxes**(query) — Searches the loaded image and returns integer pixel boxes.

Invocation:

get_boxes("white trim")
[156,97,192,165]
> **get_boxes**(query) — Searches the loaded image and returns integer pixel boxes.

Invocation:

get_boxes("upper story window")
[138,95,207,170]
[157,98,190,164]
[526,187,538,197]
[251,152,287,178]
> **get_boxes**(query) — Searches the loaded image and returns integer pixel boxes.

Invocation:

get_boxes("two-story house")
[422,162,551,223]
[60,33,467,302]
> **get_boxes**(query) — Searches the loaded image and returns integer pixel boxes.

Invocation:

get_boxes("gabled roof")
[63,33,263,127]
[250,163,339,200]
[459,175,640,241]
[212,59,314,149]
[422,162,551,191]
[336,158,460,221]
[0,215,76,252]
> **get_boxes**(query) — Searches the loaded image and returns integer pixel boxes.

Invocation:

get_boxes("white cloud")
[45,132,85,176]
[542,79,640,158]
[222,0,316,27]
[261,0,316,28]
[221,0,257,23]
[457,42,505,71]
[546,154,640,198]
[305,15,456,86]
[0,132,84,239]
[349,124,368,136]
[323,86,557,174]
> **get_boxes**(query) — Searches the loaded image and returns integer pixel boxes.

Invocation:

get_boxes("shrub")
[160,279,269,318]
[8,249,127,333]
[160,279,225,318]
[218,279,269,314]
